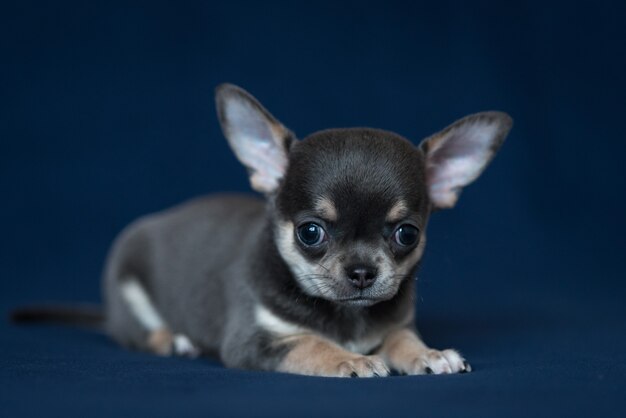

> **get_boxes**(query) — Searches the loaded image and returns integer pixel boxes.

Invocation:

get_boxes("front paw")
[401,349,471,375]
[333,355,390,378]
[277,335,391,378]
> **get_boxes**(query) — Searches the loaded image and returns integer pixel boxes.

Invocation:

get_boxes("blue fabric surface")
[1,1,625,417]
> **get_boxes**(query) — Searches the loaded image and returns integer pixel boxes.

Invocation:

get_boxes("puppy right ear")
[419,112,512,209]
[215,83,296,194]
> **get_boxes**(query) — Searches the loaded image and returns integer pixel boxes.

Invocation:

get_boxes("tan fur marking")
[147,328,174,356]
[275,221,332,298]
[396,233,427,276]
[379,328,427,370]
[386,201,409,223]
[277,334,389,377]
[314,197,338,222]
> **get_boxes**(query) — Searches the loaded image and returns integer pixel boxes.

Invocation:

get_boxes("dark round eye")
[393,224,420,247]
[296,223,327,246]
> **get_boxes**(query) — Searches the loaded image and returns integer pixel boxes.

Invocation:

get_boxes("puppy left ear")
[215,83,296,194]
[420,112,513,209]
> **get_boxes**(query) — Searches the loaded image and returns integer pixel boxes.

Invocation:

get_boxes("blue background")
[1,1,625,417]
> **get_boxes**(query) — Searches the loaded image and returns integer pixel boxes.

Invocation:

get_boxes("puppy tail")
[10,304,104,329]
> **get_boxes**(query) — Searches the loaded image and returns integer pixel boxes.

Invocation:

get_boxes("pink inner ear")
[223,99,289,194]
[426,121,501,208]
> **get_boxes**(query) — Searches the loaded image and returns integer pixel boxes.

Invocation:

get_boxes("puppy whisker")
[314,262,330,273]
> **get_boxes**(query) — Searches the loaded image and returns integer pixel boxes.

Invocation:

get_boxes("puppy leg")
[230,305,388,377]
[118,278,199,358]
[378,328,470,375]
[277,335,390,378]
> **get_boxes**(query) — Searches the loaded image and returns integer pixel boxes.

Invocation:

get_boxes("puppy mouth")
[334,296,381,307]
[329,282,400,307]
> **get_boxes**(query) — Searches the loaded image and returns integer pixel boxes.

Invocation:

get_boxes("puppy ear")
[215,83,295,194]
[419,112,513,209]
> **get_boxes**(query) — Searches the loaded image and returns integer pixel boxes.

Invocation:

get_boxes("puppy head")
[216,83,512,307]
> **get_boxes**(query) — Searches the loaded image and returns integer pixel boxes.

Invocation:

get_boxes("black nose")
[345,265,378,289]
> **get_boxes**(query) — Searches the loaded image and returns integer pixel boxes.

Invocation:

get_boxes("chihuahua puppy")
[17,84,512,377]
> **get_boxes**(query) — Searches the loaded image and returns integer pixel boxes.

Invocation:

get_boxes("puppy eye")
[296,223,327,247]
[393,224,420,247]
